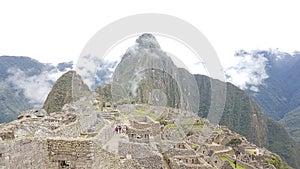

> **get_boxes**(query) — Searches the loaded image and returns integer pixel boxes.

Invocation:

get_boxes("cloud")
[76,54,118,89]
[95,60,118,86]
[225,50,269,91]
[6,67,69,108]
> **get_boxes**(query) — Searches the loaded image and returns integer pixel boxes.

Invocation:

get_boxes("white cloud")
[1,1,300,68]
[225,51,269,91]
[76,54,118,89]
[6,67,68,108]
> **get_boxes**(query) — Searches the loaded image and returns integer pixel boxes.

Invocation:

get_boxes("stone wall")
[0,138,47,169]
[168,158,213,169]
[46,138,96,169]
[172,155,202,164]
[119,141,157,158]
[0,136,143,169]
[204,154,223,168]
[52,121,81,137]
[127,128,150,143]
[92,145,122,169]
[77,109,98,133]
[223,154,257,169]
[135,155,165,169]
[164,148,196,159]
[129,116,160,136]
[118,141,164,168]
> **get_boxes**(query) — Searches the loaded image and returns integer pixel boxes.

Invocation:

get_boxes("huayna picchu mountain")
[43,70,90,113]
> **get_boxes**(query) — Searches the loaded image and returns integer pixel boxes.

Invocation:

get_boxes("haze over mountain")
[227,49,300,120]
[226,49,300,148]
[0,56,73,123]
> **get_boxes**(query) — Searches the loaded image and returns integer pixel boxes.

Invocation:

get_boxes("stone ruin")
[0,102,280,169]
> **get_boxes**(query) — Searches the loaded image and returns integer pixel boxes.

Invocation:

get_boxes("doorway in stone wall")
[58,160,73,169]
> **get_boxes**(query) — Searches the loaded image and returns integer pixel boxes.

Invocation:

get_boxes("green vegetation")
[187,131,193,137]
[215,129,223,134]
[0,56,47,123]
[132,109,156,119]
[191,143,197,150]
[5,137,14,141]
[191,125,203,132]
[43,71,90,113]
[167,123,176,128]
[181,119,203,126]
[102,107,113,111]
[226,138,242,147]
[122,114,129,120]
[156,117,168,126]
[80,133,87,137]
[25,133,34,138]
[194,75,300,168]
[280,107,300,146]
[220,156,246,169]
[266,119,297,168]
[266,154,293,169]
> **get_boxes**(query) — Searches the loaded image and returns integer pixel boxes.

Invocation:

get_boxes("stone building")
[127,127,150,144]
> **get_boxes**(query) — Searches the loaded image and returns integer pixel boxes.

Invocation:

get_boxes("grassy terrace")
[180,119,204,132]
[121,114,130,120]
[132,109,157,119]
[221,156,246,169]
[167,123,177,127]
[215,128,223,134]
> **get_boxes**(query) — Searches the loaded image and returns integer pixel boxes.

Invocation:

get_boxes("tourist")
[118,125,122,133]
[115,125,118,134]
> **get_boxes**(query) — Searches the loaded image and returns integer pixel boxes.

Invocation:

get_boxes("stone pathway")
[103,133,128,154]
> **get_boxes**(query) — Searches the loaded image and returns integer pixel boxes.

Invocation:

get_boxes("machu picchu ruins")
[0,98,283,168]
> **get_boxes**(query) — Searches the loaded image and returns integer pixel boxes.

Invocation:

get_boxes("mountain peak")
[136,33,160,49]
[43,70,89,113]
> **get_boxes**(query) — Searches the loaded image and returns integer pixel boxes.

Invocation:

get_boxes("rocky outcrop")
[43,70,89,113]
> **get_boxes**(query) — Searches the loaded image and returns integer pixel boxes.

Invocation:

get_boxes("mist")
[225,50,269,91]
[6,67,69,108]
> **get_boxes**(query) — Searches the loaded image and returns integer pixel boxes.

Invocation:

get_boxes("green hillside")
[195,75,300,168]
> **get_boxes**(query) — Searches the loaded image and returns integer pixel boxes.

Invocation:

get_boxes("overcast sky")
[0,0,299,72]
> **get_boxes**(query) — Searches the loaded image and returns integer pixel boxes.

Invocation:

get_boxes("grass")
[122,114,129,120]
[3,136,14,141]
[215,129,223,134]
[181,120,204,126]
[25,133,34,138]
[167,123,177,127]
[132,109,157,119]
[221,156,246,169]
[191,143,198,149]
[80,133,87,137]
[191,125,203,131]
[102,107,112,111]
